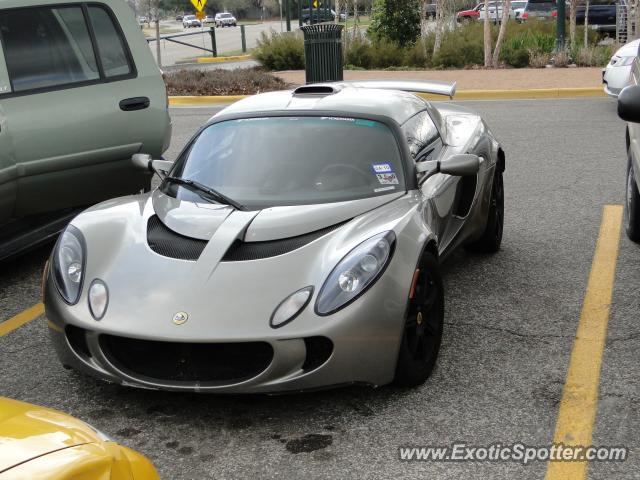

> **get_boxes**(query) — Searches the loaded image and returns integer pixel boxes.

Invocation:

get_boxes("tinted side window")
[0,6,99,92]
[88,6,132,78]
[402,111,440,158]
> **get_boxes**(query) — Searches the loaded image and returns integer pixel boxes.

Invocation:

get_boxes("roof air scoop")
[293,84,341,96]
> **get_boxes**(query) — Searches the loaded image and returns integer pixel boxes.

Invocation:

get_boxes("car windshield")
[527,1,555,11]
[185,15,195,20]
[221,13,233,18]
[166,117,405,209]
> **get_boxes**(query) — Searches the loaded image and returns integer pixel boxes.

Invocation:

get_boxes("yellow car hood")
[0,397,100,473]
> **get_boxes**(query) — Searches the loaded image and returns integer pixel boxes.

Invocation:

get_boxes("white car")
[603,39,640,97]
[183,14,201,28]
[215,12,237,27]
[511,0,528,20]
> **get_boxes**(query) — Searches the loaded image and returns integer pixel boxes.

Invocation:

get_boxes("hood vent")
[293,84,341,96]
[222,221,348,262]
[147,215,207,261]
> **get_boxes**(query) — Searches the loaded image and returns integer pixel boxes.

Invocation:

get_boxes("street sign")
[190,0,206,13]
[196,11,205,20]
[313,0,318,7]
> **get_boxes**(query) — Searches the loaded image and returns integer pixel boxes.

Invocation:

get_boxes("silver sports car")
[44,81,505,393]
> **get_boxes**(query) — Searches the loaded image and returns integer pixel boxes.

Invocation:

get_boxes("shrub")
[369,0,421,47]
[164,68,290,96]
[572,44,615,67]
[253,31,304,71]
[529,51,551,68]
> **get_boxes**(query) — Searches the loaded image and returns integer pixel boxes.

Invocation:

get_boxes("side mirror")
[440,154,480,176]
[131,154,173,177]
[618,85,640,123]
[416,154,480,179]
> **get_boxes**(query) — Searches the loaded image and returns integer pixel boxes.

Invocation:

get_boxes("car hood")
[0,397,101,473]
[151,189,404,241]
[614,38,640,58]
[68,190,417,341]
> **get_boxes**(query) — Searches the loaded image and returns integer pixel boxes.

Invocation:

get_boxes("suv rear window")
[0,4,133,94]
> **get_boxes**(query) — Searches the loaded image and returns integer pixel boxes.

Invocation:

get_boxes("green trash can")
[301,24,344,84]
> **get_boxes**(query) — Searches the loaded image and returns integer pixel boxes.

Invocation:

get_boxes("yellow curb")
[169,95,248,105]
[196,55,252,63]
[168,87,607,106]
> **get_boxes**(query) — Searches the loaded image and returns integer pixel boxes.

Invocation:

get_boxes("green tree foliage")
[368,0,420,47]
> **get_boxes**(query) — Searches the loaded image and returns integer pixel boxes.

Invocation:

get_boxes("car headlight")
[52,225,86,305]
[88,280,109,320]
[315,231,395,316]
[270,286,313,328]
[612,56,635,67]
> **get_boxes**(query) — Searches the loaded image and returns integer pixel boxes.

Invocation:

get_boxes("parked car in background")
[203,14,215,24]
[183,14,202,28]
[0,0,171,261]
[457,3,482,21]
[301,7,336,23]
[519,0,557,20]
[425,1,437,18]
[617,62,640,241]
[0,397,160,478]
[478,2,503,21]
[511,0,528,20]
[215,12,237,27]
[603,39,640,97]
[575,0,618,32]
[176,14,184,20]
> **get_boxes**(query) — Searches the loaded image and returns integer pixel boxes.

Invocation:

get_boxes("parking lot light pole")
[241,25,247,52]
[556,0,565,51]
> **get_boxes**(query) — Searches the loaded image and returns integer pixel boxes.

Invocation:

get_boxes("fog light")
[270,287,313,329]
[88,280,109,320]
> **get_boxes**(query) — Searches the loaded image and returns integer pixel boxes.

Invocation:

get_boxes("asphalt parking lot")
[1,97,638,479]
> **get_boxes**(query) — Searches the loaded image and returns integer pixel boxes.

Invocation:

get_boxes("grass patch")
[164,67,290,96]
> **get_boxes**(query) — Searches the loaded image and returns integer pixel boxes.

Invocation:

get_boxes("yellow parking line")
[545,205,623,480]
[0,303,44,337]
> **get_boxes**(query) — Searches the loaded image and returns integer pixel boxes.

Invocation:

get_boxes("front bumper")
[44,255,411,393]
[602,64,632,97]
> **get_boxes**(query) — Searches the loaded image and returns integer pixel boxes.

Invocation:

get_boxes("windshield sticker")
[376,173,399,185]
[372,163,393,174]
[374,186,396,193]
[321,116,356,122]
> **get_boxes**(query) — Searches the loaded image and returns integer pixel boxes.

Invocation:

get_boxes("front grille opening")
[302,336,333,372]
[222,221,348,262]
[147,215,207,261]
[66,325,92,359]
[99,335,273,384]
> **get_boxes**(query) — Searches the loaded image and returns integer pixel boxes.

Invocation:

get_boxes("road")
[0,97,638,479]
[148,20,297,66]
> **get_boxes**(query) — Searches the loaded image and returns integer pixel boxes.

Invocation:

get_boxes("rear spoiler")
[342,80,457,99]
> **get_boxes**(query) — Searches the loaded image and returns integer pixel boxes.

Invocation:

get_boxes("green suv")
[0,0,171,260]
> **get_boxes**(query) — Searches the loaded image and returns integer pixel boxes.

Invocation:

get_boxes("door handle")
[119,97,150,112]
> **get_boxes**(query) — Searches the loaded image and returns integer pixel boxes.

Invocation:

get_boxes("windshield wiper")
[164,176,245,211]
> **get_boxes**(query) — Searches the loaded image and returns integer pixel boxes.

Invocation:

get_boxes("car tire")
[393,252,444,388]
[465,168,504,253]
[625,158,640,242]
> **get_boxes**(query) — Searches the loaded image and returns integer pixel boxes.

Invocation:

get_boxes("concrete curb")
[168,87,607,106]
[196,55,252,63]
